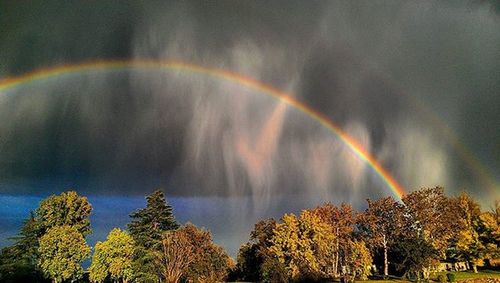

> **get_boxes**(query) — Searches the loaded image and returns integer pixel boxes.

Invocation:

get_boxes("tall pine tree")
[127,190,178,282]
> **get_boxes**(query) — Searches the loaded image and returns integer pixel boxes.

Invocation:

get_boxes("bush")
[437,274,446,283]
[446,273,456,282]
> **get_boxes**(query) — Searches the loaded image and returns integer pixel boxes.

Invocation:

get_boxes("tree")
[36,191,92,236]
[269,210,336,281]
[402,187,455,257]
[38,225,90,283]
[1,191,91,283]
[474,201,500,264]
[345,240,372,280]
[152,223,233,283]
[401,187,456,279]
[0,245,47,283]
[154,228,193,283]
[233,219,282,282]
[312,202,355,277]
[127,190,179,282]
[0,211,44,282]
[449,192,485,273]
[181,223,233,283]
[357,196,404,277]
[128,190,179,248]
[7,211,42,265]
[89,228,135,283]
[390,235,438,281]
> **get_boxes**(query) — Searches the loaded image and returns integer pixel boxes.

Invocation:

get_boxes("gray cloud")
[0,1,498,207]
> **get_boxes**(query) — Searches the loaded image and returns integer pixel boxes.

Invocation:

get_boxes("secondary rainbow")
[0,59,407,199]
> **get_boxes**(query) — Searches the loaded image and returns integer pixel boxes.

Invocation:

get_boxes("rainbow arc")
[0,59,407,199]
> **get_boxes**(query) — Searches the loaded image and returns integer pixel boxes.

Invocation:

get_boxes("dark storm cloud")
[0,1,139,75]
[0,1,498,205]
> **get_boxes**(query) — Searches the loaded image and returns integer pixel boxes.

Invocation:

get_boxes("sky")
[0,1,499,256]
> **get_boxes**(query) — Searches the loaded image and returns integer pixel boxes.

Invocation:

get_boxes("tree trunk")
[383,234,388,277]
[334,227,339,277]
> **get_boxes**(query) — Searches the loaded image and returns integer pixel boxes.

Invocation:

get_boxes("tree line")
[0,191,233,283]
[231,187,499,282]
[0,187,498,283]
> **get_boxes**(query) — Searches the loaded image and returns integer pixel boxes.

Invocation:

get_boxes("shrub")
[437,274,446,283]
[446,273,456,282]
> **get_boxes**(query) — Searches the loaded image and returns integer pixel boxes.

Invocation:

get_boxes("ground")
[354,269,500,282]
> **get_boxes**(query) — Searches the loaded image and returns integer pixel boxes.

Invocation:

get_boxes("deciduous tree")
[312,202,355,277]
[38,225,90,283]
[154,228,193,283]
[36,191,92,236]
[269,210,336,281]
[402,187,455,257]
[450,192,484,273]
[390,235,438,280]
[345,240,372,280]
[357,196,404,277]
[153,223,233,283]
[181,223,233,283]
[89,228,135,283]
[233,219,281,282]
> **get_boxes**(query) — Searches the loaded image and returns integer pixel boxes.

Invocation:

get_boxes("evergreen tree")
[128,190,179,248]
[6,211,42,265]
[127,190,178,282]
[1,190,92,282]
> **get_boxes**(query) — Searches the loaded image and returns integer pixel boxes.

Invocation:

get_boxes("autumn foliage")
[0,187,498,283]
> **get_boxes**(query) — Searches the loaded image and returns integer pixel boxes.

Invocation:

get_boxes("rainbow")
[0,59,406,199]
[392,84,499,199]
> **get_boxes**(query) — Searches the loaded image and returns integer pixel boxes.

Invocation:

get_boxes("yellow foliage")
[269,210,335,280]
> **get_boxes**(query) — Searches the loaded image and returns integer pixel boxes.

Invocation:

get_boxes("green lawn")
[354,270,500,282]
[434,269,500,281]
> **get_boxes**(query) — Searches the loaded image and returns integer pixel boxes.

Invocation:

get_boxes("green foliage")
[233,219,277,282]
[437,274,447,283]
[260,254,288,283]
[38,225,90,283]
[8,211,43,265]
[36,191,92,236]
[127,190,179,282]
[446,272,456,282]
[0,245,47,283]
[128,190,178,248]
[390,235,437,279]
[2,187,498,282]
[89,228,135,283]
[1,191,92,283]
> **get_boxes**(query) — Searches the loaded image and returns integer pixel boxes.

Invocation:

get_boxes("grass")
[434,269,500,281]
[354,269,500,282]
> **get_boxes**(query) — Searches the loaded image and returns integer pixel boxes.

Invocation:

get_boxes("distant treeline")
[0,187,498,283]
